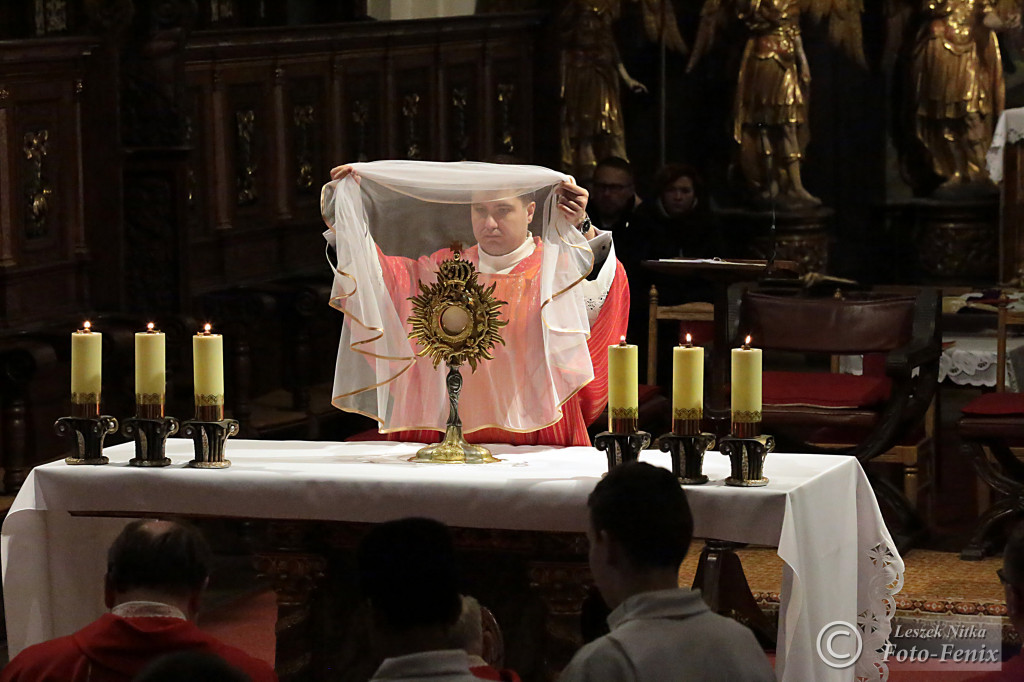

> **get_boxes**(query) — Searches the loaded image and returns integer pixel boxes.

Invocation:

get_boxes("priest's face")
[471,195,536,257]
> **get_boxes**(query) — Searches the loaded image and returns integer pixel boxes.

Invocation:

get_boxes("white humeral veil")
[320,160,596,433]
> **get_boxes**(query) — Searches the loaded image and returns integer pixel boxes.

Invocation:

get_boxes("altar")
[2,440,902,682]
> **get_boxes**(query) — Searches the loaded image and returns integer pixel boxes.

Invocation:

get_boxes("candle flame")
[620,335,626,344]
[685,333,692,344]
[147,322,155,332]
[83,320,91,331]
[744,335,752,348]
[204,323,212,333]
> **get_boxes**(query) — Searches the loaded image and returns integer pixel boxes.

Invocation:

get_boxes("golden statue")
[559,0,686,181]
[689,0,865,208]
[892,0,1019,194]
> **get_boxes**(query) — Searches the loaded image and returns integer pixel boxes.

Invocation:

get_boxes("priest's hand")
[329,165,360,183]
[557,180,594,238]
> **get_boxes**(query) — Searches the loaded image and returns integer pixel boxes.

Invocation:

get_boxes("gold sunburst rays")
[407,251,508,371]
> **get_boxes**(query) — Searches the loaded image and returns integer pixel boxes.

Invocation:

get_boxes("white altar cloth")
[2,440,903,682]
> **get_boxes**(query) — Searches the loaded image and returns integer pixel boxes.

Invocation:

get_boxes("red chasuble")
[377,239,629,447]
[0,614,277,682]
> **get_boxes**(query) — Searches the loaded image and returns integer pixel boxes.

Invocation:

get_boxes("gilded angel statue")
[559,0,687,182]
[889,0,1020,195]
[687,0,865,208]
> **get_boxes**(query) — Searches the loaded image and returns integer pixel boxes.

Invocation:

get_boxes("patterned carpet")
[677,542,1014,681]
[678,542,1007,615]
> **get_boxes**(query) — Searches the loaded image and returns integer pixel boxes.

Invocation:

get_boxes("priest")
[321,161,629,447]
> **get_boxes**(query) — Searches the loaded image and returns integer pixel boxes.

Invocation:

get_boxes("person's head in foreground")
[561,462,775,681]
[358,517,463,656]
[587,461,693,608]
[105,518,212,619]
[134,651,251,682]
[591,157,636,221]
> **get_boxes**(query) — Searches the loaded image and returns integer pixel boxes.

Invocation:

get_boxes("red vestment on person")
[0,614,277,682]
[376,240,629,447]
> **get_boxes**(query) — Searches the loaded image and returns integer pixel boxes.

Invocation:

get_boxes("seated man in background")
[359,517,483,682]
[0,519,277,682]
[560,462,774,681]
[588,156,640,233]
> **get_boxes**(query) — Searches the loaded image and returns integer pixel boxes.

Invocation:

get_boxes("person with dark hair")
[620,163,724,385]
[0,519,276,682]
[134,651,252,682]
[588,157,640,233]
[560,463,774,681]
[968,521,1024,681]
[359,517,480,681]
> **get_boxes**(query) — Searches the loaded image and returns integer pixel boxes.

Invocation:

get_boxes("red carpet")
[199,589,277,668]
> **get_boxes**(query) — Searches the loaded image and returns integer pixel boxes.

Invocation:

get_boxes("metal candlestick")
[594,431,651,471]
[55,414,119,465]
[181,418,239,468]
[122,414,179,467]
[658,432,716,484]
[718,434,775,486]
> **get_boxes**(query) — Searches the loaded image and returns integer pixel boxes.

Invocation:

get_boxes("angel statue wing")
[635,0,689,53]
[686,0,728,72]
[805,0,867,66]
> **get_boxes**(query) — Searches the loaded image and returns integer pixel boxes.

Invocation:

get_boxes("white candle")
[193,323,225,419]
[608,336,639,432]
[731,335,762,431]
[71,321,101,415]
[135,322,166,410]
[673,333,703,434]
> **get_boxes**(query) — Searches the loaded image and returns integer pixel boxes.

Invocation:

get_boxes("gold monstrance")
[407,247,507,463]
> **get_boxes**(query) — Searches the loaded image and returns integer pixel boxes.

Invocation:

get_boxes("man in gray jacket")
[560,462,776,681]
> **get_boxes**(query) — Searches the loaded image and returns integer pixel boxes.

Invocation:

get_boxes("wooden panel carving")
[0,37,98,327]
[392,54,434,160]
[451,87,470,161]
[345,67,384,163]
[496,83,516,156]
[488,48,534,161]
[235,108,257,205]
[294,104,315,191]
[286,73,326,205]
[33,0,68,36]
[402,93,421,160]
[22,128,51,240]
[443,58,480,162]
[8,83,72,266]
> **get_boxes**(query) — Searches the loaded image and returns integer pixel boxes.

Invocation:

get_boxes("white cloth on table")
[939,335,1024,390]
[558,588,775,682]
[369,650,479,682]
[1,440,903,682]
[987,108,1024,183]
